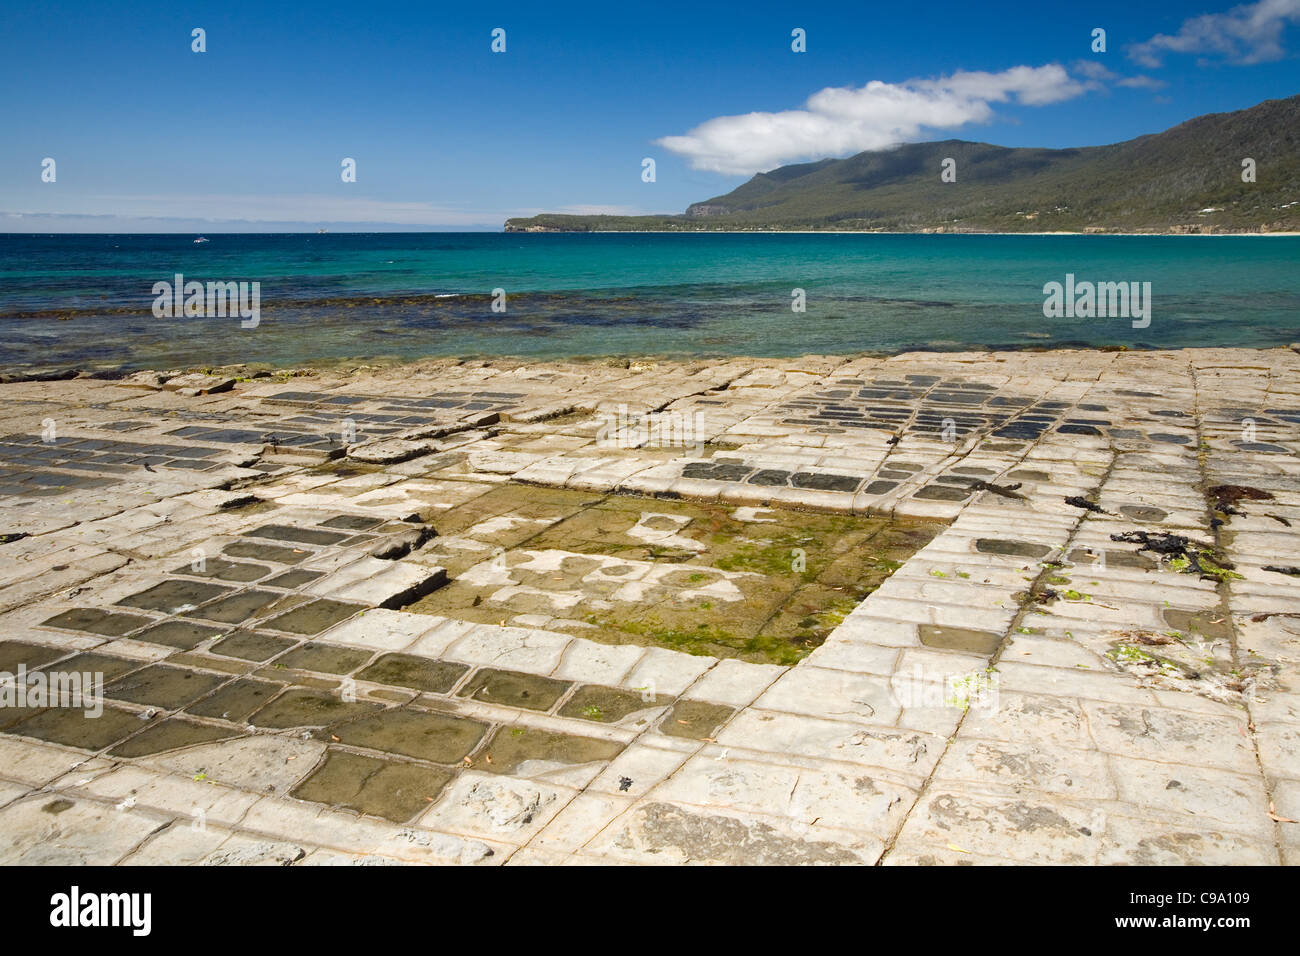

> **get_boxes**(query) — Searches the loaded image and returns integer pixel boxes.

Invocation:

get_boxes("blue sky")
[2,0,1298,231]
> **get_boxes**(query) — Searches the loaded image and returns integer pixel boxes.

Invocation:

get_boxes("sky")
[2,0,1298,232]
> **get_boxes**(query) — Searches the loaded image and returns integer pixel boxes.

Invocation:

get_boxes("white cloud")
[655,64,1091,175]
[8,192,501,227]
[1127,0,1300,67]
[1072,60,1167,90]
[554,204,652,216]
[2,195,659,232]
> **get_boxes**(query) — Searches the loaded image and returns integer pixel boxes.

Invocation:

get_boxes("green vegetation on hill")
[505,95,1300,233]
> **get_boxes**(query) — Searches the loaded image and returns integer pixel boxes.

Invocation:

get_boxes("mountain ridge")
[505,94,1300,233]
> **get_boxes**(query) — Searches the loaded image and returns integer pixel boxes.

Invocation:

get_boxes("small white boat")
[193,236,209,244]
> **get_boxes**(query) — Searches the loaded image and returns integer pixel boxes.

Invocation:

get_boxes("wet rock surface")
[0,348,1296,865]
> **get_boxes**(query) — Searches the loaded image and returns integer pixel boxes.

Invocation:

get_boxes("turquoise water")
[1,232,1297,373]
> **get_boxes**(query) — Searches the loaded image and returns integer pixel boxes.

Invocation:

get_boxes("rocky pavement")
[0,348,1297,865]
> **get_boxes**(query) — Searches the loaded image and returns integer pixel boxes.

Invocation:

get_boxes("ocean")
[1,232,1298,374]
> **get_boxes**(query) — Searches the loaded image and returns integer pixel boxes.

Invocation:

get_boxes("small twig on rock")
[972,480,1025,501]
[1065,495,1109,514]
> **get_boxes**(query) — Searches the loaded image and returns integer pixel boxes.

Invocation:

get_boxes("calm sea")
[1,232,1297,374]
